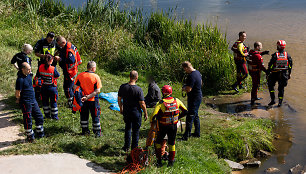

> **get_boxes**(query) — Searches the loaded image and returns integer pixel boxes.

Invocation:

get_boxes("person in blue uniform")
[11,44,33,71]
[15,62,44,142]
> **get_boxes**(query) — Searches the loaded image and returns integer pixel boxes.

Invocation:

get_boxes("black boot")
[232,84,239,93]
[269,92,275,106]
[156,159,163,167]
[278,99,283,107]
[251,100,255,106]
[81,128,90,135]
[168,160,175,167]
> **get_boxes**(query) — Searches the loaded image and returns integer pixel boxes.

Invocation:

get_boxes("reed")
[3,0,235,94]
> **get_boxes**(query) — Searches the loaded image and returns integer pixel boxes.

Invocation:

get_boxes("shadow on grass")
[94,144,121,157]
[44,124,77,137]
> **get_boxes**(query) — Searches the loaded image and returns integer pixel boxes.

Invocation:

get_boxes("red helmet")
[162,85,173,95]
[277,40,286,49]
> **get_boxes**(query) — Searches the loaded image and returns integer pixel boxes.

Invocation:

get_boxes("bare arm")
[182,86,192,93]
[118,96,123,114]
[15,90,21,103]
[139,101,148,121]
[13,63,19,70]
[82,88,100,102]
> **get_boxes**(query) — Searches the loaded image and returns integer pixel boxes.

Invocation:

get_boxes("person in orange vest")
[248,42,269,105]
[37,55,60,119]
[73,61,102,137]
[231,31,249,92]
[56,36,82,108]
[267,40,293,107]
[151,85,188,167]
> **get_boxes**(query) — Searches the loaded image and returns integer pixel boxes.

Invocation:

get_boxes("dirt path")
[0,95,24,151]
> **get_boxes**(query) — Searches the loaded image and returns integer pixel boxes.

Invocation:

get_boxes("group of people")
[231,31,293,106]
[11,30,292,168]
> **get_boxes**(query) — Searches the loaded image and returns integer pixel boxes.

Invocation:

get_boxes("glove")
[261,51,269,55]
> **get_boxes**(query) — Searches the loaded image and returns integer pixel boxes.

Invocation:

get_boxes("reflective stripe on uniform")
[25,129,34,136]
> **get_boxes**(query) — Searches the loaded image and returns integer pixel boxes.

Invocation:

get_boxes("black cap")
[46,32,55,38]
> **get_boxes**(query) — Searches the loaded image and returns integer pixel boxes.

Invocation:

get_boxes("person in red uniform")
[267,40,293,107]
[56,36,82,108]
[37,55,60,119]
[231,31,249,92]
[248,42,269,105]
[151,85,188,167]
[73,61,102,137]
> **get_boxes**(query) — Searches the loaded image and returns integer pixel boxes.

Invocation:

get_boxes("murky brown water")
[202,9,306,174]
[62,0,306,173]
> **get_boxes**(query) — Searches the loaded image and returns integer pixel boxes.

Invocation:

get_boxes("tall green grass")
[3,0,235,94]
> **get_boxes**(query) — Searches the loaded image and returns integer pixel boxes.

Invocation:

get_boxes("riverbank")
[0,0,275,173]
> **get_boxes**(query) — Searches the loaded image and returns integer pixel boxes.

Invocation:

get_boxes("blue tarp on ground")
[99,92,120,111]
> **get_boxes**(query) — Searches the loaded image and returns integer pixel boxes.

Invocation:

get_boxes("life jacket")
[38,64,58,86]
[159,98,180,125]
[232,41,248,61]
[65,42,82,81]
[72,86,83,113]
[273,52,289,71]
[248,50,261,72]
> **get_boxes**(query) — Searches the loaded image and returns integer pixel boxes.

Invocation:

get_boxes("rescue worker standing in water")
[56,36,82,108]
[231,31,249,92]
[15,62,44,142]
[37,55,60,119]
[267,40,293,107]
[151,85,188,167]
[73,61,102,137]
[248,42,269,105]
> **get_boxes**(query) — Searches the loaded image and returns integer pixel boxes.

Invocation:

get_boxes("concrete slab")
[0,153,111,174]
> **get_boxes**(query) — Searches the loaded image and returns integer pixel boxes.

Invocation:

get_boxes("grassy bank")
[0,0,274,173]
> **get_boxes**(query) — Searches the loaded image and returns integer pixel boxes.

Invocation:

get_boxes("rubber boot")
[251,99,255,106]
[168,151,175,167]
[156,147,163,167]
[81,128,90,135]
[232,83,239,93]
[268,92,276,106]
[278,99,283,107]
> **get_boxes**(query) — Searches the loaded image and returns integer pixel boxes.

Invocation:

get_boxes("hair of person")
[45,55,53,69]
[56,36,66,43]
[21,62,29,70]
[130,70,138,80]
[22,44,33,52]
[87,61,96,70]
[182,61,193,69]
[254,41,261,48]
[239,31,246,37]
[46,32,55,38]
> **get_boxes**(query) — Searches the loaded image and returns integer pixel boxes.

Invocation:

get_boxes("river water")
[62,0,306,173]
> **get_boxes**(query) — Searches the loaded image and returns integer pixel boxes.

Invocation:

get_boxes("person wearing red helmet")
[150,85,188,167]
[248,42,268,105]
[267,40,293,107]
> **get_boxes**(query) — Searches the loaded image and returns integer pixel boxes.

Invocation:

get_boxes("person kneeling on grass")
[151,85,188,167]
[73,61,102,138]
[15,62,44,142]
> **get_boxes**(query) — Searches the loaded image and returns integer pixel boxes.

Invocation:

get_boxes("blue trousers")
[123,110,142,150]
[63,76,74,101]
[184,97,202,137]
[41,85,58,119]
[80,98,101,134]
[20,100,44,138]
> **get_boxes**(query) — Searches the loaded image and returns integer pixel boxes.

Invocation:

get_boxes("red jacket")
[248,50,266,72]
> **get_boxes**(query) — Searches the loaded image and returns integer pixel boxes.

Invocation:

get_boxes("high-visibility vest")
[65,42,82,81]
[232,41,248,61]
[38,64,58,86]
[274,52,289,71]
[159,99,180,125]
[43,46,56,56]
[72,86,83,113]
